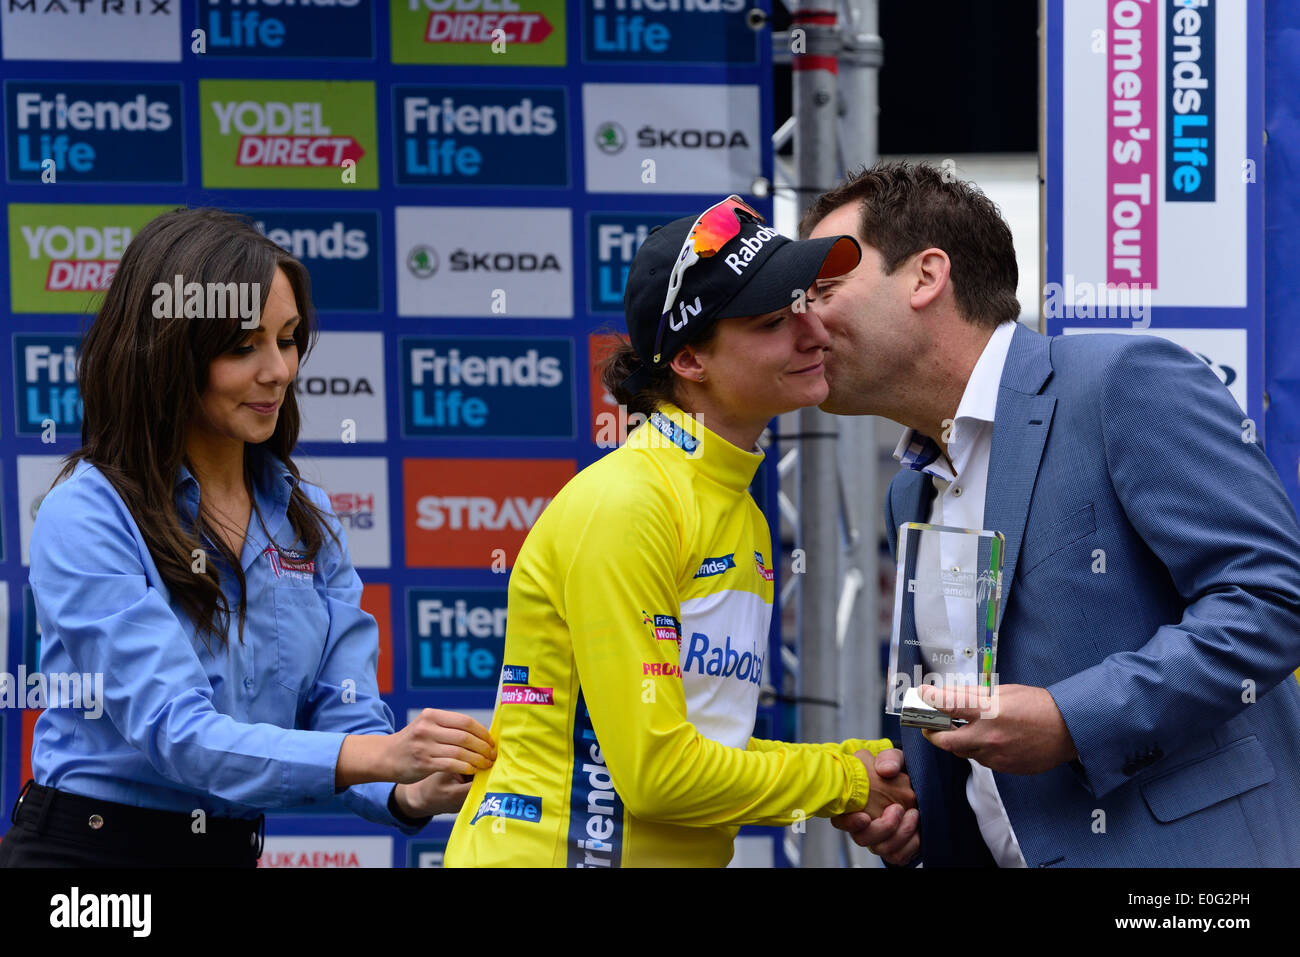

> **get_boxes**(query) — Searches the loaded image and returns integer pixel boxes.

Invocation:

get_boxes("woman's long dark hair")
[55,207,338,652]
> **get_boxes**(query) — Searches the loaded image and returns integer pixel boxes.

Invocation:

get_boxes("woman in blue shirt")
[0,207,494,868]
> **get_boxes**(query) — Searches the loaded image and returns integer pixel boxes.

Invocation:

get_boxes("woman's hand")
[394,772,476,818]
[336,709,496,787]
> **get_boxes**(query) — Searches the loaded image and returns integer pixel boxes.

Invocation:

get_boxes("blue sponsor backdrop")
[0,0,787,867]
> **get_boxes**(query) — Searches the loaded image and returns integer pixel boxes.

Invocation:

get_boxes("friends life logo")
[243,209,380,312]
[390,0,566,67]
[586,212,686,313]
[5,82,183,184]
[394,86,567,187]
[400,336,574,438]
[13,334,81,438]
[582,0,757,63]
[200,79,377,189]
[7,203,174,314]
[407,587,507,687]
[196,0,374,59]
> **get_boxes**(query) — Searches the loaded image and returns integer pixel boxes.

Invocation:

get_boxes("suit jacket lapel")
[985,324,1056,628]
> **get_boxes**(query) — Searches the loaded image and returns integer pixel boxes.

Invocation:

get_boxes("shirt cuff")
[387,785,435,829]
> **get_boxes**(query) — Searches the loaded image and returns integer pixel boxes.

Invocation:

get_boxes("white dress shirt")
[891,320,1027,868]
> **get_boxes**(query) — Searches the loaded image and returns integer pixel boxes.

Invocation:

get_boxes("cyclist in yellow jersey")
[445,197,917,867]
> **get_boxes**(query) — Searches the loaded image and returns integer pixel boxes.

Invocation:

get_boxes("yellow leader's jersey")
[445,404,891,868]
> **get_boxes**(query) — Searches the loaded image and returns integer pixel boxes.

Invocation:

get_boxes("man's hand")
[831,748,921,866]
[918,683,1077,774]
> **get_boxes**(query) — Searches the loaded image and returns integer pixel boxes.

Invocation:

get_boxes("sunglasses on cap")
[652,195,764,365]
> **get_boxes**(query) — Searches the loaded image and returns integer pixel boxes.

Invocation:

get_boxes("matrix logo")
[400,336,574,438]
[407,587,507,688]
[403,457,574,567]
[200,79,378,189]
[391,0,566,66]
[395,206,572,317]
[587,212,680,312]
[243,209,380,311]
[6,82,183,184]
[582,83,760,194]
[1,0,180,62]
[14,334,81,437]
[583,0,756,64]
[7,203,173,313]
[394,86,568,187]
[198,0,374,58]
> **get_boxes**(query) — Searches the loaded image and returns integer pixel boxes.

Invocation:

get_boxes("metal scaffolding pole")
[834,0,885,869]
[774,0,882,868]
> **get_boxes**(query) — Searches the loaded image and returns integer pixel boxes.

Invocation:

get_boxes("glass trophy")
[887,523,1005,730]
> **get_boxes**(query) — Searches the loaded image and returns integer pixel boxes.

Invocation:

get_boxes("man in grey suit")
[801,161,1300,867]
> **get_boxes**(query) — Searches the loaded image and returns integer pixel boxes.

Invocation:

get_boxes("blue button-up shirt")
[28,444,422,832]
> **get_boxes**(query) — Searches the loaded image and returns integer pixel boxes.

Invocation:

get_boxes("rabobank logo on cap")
[471,792,542,825]
[394,86,568,187]
[6,82,184,184]
[198,0,374,58]
[401,336,574,438]
[243,209,381,312]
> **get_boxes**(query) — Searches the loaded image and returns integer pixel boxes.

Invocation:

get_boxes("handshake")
[836,748,921,866]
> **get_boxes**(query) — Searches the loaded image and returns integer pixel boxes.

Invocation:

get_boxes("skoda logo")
[595,122,626,155]
[407,245,439,279]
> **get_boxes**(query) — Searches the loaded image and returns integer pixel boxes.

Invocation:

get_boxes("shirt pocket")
[272,585,331,699]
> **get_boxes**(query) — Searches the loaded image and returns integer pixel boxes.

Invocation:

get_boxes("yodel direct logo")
[395,86,567,186]
[6,83,183,184]
[8,203,173,313]
[200,79,378,189]
[391,0,566,66]
[401,337,574,438]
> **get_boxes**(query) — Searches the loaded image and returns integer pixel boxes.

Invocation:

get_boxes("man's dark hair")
[799,161,1020,328]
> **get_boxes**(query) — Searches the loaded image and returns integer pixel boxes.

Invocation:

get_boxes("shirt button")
[952,486,963,497]
[951,566,960,574]
[88,814,104,830]
[243,677,254,691]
